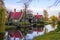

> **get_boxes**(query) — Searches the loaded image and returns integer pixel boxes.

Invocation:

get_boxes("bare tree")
[17,0,33,21]
[49,0,60,7]
[17,0,32,8]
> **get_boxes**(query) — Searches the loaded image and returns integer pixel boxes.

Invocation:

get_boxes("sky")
[4,0,60,17]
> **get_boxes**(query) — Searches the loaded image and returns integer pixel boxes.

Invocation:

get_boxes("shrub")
[57,20,60,31]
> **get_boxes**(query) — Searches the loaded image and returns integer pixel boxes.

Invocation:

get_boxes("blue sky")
[4,0,60,17]
[4,0,55,9]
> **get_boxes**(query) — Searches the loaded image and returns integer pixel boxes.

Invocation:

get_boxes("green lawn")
[33,30,60,40]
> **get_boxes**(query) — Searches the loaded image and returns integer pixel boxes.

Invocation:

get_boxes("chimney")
[59,13,60,18]
[37,13,38,15]
[14,9,16,13]
[21,10,22,13]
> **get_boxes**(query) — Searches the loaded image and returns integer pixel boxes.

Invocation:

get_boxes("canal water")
[26,25,57,40]
[4,25,57,40]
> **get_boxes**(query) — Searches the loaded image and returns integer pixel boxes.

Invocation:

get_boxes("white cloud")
[5,4,23,12]
[47,7,60,17]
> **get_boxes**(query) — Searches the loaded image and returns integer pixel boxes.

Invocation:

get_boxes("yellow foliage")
[50,16,57,20]
[43,9,48,21]
[0,6,6,33]
[49,16,57,28]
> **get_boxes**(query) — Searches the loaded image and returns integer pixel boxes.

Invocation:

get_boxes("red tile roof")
[33,28,43,32]
[9,12,22,20]
[34,15,43,19]
[34,13,43,19]
[9,31,23,38]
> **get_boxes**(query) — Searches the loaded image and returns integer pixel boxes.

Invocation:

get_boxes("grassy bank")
[33,30,60,40]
